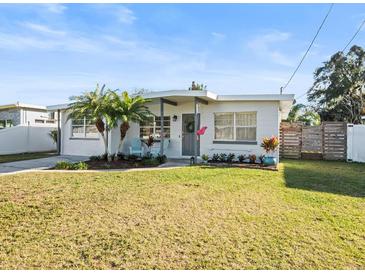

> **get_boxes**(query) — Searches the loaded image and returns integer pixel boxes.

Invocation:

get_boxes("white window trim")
[70,117,99,139]
[214,112,257,142]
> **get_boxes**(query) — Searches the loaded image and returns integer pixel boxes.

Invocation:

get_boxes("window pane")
[0,120,5,129]
[236,127,256,141]
[236,112,256,126]
[215,113,233,126]
[214,113,234,140]
[85,126,98,137]
[215,127,234,140]
[155,116,170,127]
[140,127,154,139]
[140,116,154,127]
[155,128,170,138]
[72,126,84,137]
[85,119,94,125]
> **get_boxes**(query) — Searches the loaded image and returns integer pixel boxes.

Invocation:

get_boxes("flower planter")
[263,156,277,166]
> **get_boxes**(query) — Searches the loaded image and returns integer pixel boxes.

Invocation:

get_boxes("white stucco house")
[47,90,294,161]
[0,102,57,155]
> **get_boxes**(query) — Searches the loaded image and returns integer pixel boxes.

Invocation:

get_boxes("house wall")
[21,108,53,125]
[0,109,21,126]
[60,111,105,156]
[60,100,281,159]
[127,100,281,159]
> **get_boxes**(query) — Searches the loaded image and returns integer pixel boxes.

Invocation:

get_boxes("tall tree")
[308,45,365,124]
[110,91,152,154]
[68,84,117,157]
[287,103,321,126]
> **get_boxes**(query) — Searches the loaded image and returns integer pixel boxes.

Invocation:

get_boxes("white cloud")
[44,4,67,14]
[248,30,294,67]
[115,6,136,24]
[211,32,226,40]
[21,22,66,36]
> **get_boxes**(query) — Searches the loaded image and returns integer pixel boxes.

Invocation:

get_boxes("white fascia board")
[0,102,47,111]
[46,104,70,111]
[216,94,295,101]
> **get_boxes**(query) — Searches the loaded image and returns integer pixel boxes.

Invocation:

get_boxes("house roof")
[0,102,47,111]
[47,90,295,118]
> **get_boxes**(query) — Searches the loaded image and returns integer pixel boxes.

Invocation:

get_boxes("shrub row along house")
[47,90,294,162]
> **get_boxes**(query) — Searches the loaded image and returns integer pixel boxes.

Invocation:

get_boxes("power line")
[342,19,365,52]
[281,3,334,93]
[295,16,365,102]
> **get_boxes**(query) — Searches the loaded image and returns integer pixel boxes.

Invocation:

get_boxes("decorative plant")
[55,161,88,170]
[48,129,58,144]
[156,154,167,164]
[259,154,265,164]
[261,136,279,154]
[219,153,227,162]
[211,153,219,162]
[248,154,256,164]
[238,154,247,163]
[227,153,235,163]
[146,135,154,148]
[202,154,209,162]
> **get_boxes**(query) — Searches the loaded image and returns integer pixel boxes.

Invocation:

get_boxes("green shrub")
[142,158,160,166]
[227,153,235,163]
[219,153,227,162]
[238,154,247,163]
[55,161,88,170]
[155,154,167,164]
[202,154,209,161]
[211,153,219,162]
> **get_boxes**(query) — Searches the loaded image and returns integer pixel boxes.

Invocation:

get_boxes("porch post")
[160,98,164,155]
[194,97,198,163]
[57,109,61,155]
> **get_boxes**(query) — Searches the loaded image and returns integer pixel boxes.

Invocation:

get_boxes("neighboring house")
[47,90,294,160]
[0,102,57,155]
[0,102,56,129]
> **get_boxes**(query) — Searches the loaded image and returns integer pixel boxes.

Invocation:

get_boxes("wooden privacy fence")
[280,122,347,160]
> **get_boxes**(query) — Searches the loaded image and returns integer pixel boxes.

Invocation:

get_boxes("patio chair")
[129,138,144,157]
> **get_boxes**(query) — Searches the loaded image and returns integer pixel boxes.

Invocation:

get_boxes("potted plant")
[146,135,154,157]
[260,136,279,166]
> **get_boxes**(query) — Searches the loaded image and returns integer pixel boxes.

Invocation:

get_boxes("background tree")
[189,81,207,91]
[308,45,365,124]
[287,103,321,126]
[110,91,152,155]
[68,84,117,158]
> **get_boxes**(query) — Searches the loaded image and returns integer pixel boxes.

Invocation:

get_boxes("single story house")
[0,102,56,129]
[47,90,294,161]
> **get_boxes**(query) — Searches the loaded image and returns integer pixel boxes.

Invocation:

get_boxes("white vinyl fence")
[0,125,56,155]
[347,124,365,163]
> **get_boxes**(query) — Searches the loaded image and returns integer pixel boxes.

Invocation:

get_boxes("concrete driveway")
[0,155,88,175]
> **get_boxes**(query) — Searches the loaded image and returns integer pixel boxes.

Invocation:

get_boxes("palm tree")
[110,91,152,154]
[68,84,117,157]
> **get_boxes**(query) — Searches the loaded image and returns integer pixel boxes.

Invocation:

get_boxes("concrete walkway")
[0,155,88,174]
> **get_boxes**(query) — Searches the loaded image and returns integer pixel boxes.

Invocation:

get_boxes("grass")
[0,160,364,269]
[0,151,57,164]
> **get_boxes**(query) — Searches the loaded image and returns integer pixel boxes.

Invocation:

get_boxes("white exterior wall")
[60,100,281,158]
[347,124,365,163]
[126,100,280,159]
[60,111,106,156]
[0,125,56,155]
[20,108,54,126]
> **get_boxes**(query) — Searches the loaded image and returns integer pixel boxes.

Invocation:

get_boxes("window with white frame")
[0,120,13,129]
[214,112,256,141]
[140,116,170,139]
[71,118,98,138]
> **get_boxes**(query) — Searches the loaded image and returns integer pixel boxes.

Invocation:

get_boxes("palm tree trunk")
[117,121,130,154]
[95,118,109,160]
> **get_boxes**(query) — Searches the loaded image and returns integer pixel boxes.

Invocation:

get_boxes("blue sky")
[0,3,364,106]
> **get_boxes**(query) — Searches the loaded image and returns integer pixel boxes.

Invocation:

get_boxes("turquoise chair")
[129,138,144,157]
[151,139,170,156]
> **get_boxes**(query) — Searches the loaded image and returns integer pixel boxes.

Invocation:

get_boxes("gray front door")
[182,113,200,156]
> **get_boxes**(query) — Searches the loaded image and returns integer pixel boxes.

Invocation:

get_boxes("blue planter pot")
[263,156,277,166]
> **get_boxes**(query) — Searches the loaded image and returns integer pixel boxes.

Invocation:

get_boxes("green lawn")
[0,151,57,164]
[0,160,364,269]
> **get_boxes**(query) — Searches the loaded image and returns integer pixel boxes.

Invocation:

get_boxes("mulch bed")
[204,162,278,171]
[85,159,160,170]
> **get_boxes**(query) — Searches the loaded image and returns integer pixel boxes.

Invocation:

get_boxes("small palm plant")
[109,91,152,155]
[68,84,118,158]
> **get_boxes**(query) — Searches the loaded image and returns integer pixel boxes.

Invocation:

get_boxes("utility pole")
[280,87,283,95]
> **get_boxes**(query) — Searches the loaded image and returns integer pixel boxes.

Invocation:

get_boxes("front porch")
[137,91,211,163]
